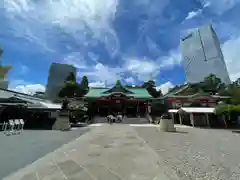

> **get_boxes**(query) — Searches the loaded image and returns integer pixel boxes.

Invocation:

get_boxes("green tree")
[65,72,76,83]
[200,74,223,94]
[141,80,162,98]
[59,73,84,98]
[58,81,81,98]
[216,78,240,104]
[79,76,89,95]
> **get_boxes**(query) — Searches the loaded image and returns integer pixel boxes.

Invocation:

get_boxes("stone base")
[167,119,176,132]
[159,118,168,132]
[52,112,71,131]
[159,118,176,132]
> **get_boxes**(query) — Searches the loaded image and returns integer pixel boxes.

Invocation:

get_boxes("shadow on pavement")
[170,131,188,134]
[232,130,240,134]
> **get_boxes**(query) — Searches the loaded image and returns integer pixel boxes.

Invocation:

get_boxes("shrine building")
[83,80,153,117]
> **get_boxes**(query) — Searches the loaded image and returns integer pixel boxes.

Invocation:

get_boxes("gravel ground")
[0,127,90,179]
[135,127,240,180]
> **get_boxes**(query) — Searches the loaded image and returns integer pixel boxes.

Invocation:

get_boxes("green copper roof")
[84,81,152,99]
[102,80,133,94]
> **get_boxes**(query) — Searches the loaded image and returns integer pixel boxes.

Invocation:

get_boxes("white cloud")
[159,49,182,68]
[63,52,88,69]
[1,0,186,87]
[185,9,202,20]
[156,81,174,95]
[200,0,240,14]
[184,0,240,21]
[89,81,106,87]
[9,79,45,95]
[1,0,119,56]
[12,84,45,95]
[222,37,240,81]
[82,63,122,85]
[124,57,161,81]
[72,47,182,85]
[125,77,135,84]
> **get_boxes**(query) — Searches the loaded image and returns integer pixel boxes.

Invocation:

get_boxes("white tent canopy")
[168,109,178,113]
[168,107,215,114]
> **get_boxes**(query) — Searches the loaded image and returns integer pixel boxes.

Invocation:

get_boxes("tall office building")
[45,63,77,100]
[180,24,231,85]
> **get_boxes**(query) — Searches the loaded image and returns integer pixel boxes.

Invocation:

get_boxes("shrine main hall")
[83,80,153,117]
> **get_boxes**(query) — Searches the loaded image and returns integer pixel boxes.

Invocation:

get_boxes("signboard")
[116,100,121,103]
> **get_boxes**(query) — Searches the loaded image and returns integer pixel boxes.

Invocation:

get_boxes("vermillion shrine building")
[84,80,153,117]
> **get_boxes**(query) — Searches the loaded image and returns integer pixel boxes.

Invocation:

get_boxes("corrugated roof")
[0,90,15,99]
[0,89,62,109]
[27,101,62,109]
[0,88,45,101]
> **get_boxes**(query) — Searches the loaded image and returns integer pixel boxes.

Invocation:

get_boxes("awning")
[179,107,215,113]
[168,109,179,113]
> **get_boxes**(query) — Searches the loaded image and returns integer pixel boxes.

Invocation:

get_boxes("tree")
[79,76,89,95]
[200,74,223,94]
[65,72,76,83]
[58,81,82,98]
[181,74,225,95]
[59,73,81,98]
[141,80,162,98]
[216,78,240,104]
[142,80,155,89]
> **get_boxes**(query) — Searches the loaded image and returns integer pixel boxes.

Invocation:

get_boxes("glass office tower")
[180,24,231,85]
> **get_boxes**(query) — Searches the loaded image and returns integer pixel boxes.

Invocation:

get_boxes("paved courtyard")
[135,127,240,180]
[0,127,90,179]
[3,124,240,180]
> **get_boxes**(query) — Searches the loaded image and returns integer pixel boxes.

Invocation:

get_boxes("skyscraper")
[45,63,77,100]
[180,24,231,85]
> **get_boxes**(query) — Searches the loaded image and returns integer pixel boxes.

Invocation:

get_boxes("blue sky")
[0,0,240,94]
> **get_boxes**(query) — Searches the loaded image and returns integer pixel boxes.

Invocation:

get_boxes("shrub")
[215,104,240,114]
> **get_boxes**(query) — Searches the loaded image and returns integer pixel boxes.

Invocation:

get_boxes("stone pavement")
[0,128,90,179]
[3,124,179,180]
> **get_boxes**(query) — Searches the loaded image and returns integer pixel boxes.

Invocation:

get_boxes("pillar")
[190,113,194,127]
[222,114,227,128]
[137,100,139,114]
[206,114,210,127]
[179,113,183,125]
[171,113,175,124]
